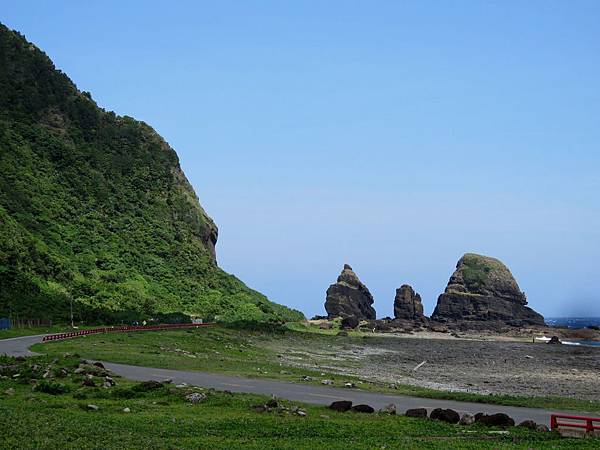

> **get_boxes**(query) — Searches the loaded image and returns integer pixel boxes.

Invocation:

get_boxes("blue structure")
[0,318,11,330]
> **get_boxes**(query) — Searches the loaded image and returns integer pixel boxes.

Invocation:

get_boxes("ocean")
[545,317,600,329]
[545,317,600,347]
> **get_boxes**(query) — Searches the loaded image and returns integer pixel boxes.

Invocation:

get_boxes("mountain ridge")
[0,23,303,323]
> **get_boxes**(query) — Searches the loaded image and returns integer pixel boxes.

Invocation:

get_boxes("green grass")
[0,354,597,449]
[31,325,600,414]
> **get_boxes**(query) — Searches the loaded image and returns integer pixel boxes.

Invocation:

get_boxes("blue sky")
[4,1,599,318]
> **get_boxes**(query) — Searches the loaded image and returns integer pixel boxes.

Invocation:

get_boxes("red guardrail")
[42,323,214,342]
[550,414,600,433]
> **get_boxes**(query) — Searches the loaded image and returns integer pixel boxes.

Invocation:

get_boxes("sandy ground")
[265,332,600,401]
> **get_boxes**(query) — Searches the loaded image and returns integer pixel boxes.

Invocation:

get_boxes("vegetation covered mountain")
[0,24,303,324]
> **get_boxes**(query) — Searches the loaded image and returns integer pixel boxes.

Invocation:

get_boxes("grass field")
[1,354,597,449]
[30,325,600,414]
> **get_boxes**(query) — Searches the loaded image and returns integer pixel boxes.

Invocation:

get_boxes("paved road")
[0,333,587,425]
[0,334,45,357]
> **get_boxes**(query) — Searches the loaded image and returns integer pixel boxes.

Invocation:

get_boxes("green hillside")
[0,24,303,324]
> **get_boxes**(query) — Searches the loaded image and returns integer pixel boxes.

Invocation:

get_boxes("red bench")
[550,414,600,433]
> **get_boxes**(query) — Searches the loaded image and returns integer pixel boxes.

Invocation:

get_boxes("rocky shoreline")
[268,325,600,401]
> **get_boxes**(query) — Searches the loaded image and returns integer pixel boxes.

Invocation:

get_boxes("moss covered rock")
[432,253,544,326]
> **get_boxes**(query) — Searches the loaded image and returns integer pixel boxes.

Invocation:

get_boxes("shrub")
[35,380,70,395]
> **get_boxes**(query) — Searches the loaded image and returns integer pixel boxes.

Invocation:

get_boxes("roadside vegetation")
[0,354,596,449]
[31,324,600,414]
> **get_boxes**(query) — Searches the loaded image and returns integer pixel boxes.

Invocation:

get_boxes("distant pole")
[70,296,74,328]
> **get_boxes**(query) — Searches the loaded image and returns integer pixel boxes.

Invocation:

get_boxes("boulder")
[475,413,515,428]
[185,392,206,403]
[251,405,267,413]
[405,408,428,418]
[379,403,397,415]
[430,408,460,424]
[518,420,537,430]
[328,400,353,412]
[394,285,426,321]
[547,336,561,344]
[265,399,279,408]
[341,316,359,329]
[325,264,376,320]
[351,404,375,413]
[459,413,475,425]
[431,253,544,326]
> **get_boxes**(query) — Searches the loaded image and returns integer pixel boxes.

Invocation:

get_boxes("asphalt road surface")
[0,333,589,425]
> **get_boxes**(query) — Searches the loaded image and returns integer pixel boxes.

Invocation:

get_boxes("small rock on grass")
[379,404,396,415]
[430,408,460,424]
[251,405,267,413]
[518,420,537,430]
[4,388,15,396]
[87,404,99,411]
[405,408,428,418]
[459,413,475,425]
[351,404,375,414]
[265,399,279,408]
[123,407,131,413]
[329,400,353,412]
[185,392,206,404]
[475,413,515,428]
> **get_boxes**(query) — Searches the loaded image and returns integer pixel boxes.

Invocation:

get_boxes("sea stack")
[394,285,426,321]
[431,253,544,326]
[325,264,376,319]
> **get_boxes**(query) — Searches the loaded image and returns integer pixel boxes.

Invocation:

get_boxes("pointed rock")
[394,285,425,321]
[432,253,544,325]
[325,265,376,320]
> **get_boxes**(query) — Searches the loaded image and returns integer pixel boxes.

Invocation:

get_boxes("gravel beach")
[268,332,600,401]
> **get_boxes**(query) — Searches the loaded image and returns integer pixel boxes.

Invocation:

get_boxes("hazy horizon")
[4,1,599,318]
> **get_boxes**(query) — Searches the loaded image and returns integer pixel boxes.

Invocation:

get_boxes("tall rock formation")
[0,23,304,323]
[431,253,544,325]
[394,284,425,321]
[325,264,376,319]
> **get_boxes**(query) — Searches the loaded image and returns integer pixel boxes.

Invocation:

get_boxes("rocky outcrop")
[325,265,376,319]
[432,253,544,326]
[394,285,426,321]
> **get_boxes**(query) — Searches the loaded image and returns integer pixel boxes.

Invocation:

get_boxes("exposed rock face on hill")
[393,285,426,321]
[325,265,376,319]
[431,254,544,326]
[0,23,303,323]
